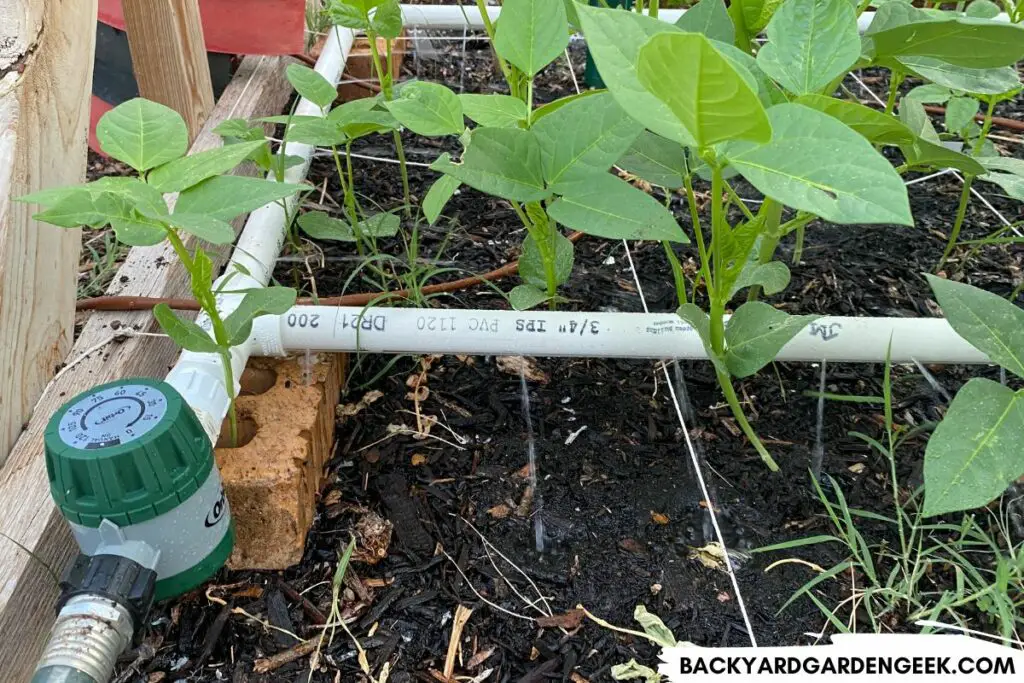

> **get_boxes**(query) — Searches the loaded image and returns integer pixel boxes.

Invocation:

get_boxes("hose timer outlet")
[33,379,235,683]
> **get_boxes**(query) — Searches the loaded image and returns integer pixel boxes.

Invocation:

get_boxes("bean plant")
[19,99,300,443]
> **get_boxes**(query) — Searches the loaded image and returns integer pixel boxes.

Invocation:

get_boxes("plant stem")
[683,172,712,291]
[649,0,659,18]
[937,178,973,271]
[708,164,778,471]
[884,71,905,115]
[723,179,756,221]
[792,223,806,264]
[166,230,239,446]
[474,0,518,97]
[331,146,363,254]
[938,96,996,270]
[365,26,412,217]
[526,79,535,127]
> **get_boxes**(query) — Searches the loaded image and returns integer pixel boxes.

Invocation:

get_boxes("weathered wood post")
[121,0,216,140]
[0,0,98,467]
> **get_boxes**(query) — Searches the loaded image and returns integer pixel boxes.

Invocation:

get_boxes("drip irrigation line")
[859,99,1024,133]
[76,232,585,312]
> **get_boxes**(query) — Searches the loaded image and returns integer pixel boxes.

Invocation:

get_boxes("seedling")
[20,98,301,444]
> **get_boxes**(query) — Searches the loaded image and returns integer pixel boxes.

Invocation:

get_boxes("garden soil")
[108,42,1024,682]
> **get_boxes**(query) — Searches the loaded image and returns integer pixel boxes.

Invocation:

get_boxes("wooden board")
[121,0,215,141]
[0,54,295,682]
[99,0,307,55]
[0,1,97,464]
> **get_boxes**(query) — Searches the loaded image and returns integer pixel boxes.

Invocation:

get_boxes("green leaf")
[979,171,1024,201]
[725,302,819,377]
[730,261,791,298]
[756,0,861,96]
[966,0,1001,17]
[633,605,676,649]
[282,116,348,146]
[519,232,574,288]
[492,0,569,77]
[978,155,1024,176]
[96,98,188,172]
[370,0,403,39]
[176,176,306,222]
[794,95,916,146]
[147,141,265,193]
[675,0,735,44]
[923,379,1024,516]
[357,212,400,238]
[429,128,548,203]
[423,174,460,224]
[214,118,260,139]
[547,174,686,242]
[865,5,1024,69]
[459,94,528,128]
[899,96,940,142]
[638,33,771,149]
[190,248,214,304]
[575,5,695,146]
[742,0,789,32]
[611,660,661,683]
[617,131,687,189]
[224,287,298,345]
[532,91,640,185]
[328,0,369,28]
[898,57,1021,96]
[905,83,953,104]
[286,64,338,109]
[153,304,220,354]
[726,103,912,225]
[298,211,356,241]
[509,284,550,311]
[531,89,602,123]
[161,213,235,244]
[111,213,169,246]
[901,136,987,174]
[925,274,1024,378]
[384,81,464,136]
[945,96,980,132]
[329,98,399,138]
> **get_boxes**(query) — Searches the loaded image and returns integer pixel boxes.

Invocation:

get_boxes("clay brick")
[216,353,345,570]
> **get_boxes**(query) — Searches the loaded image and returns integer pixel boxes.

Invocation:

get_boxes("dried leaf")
[650,511,670,525]
[536,608,584,630]
[338,390,384,418]
[411,453,429,466]
[611,659,661,682]
[496,355,549,383]
[633,605,677,649]
[487,503,512,519]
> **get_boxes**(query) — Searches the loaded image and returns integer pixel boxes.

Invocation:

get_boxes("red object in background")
[97,0,306,55]
[89,97,113,153]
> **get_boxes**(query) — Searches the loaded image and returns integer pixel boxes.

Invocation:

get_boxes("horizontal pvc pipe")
[165,27,354,441]
[250,307,991,365]
[398,4,1010,33]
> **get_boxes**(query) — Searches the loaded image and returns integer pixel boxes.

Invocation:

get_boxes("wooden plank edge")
[0,53,295,682]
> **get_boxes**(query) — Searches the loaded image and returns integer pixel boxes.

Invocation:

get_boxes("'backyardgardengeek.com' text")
[676,655,1015,676]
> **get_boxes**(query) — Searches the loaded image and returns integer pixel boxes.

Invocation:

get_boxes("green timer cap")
[44,378,213,528]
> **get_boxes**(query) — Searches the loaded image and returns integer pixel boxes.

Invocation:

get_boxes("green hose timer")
[34,378,234,683]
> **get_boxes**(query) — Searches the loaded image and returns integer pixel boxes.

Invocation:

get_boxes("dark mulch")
[113,39,1024,683]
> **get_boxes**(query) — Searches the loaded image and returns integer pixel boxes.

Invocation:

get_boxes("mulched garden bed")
[111,37,1024,683]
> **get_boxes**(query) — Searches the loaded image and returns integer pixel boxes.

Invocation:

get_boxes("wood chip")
[487,503,512,519]
[411,453,428,466]
[650,511,670,525]
[444,605,474,679]
[536,608,584,630]
[467,646,495,669]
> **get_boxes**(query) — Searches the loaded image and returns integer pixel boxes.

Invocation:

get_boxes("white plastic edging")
[249,307,992,366]
[164,26,355,442]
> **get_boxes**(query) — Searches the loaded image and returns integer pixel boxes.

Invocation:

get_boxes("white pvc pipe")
[248,307,991,366]
[165,27,354,441]
[398,4,1010,34]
